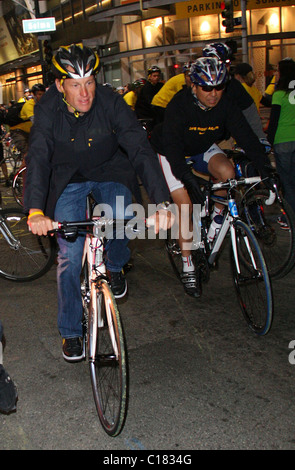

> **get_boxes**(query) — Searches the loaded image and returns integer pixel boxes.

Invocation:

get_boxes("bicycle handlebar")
[50,217,150,239]
[210,176,276,206]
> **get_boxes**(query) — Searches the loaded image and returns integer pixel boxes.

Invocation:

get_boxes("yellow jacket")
[123,91,137,110]
[151,74,186,108]
[10,98,35,133]
[242,83,262,112]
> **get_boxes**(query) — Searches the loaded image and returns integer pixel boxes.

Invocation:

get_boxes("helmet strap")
[62,95,80,118]
[192,91,212,111]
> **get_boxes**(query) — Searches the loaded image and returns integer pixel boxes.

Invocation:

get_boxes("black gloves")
[181,170,205,205]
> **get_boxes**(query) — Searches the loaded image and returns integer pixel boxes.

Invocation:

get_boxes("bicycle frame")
[204,177,263,270]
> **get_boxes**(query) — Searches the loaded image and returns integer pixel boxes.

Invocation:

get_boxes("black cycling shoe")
[180,270,202,298]
[62,337,84,362]
[108,270,127,299]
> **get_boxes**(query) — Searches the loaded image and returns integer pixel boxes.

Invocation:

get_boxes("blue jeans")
[54,181,132,338]
[274,141,295,215]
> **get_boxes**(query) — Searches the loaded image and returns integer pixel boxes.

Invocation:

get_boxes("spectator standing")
[267,58,295,216]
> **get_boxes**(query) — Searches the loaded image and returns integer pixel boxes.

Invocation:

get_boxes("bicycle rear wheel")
[231,219,273,335]
[88,279,127,436]
[0,207,56,281]
[241,189,295,279]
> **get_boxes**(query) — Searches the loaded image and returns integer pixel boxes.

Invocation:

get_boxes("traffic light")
[43,40,53,65]
[221,0,234,33]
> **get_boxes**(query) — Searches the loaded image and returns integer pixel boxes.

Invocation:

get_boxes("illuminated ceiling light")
[200,21,210,33]
[145,27,152,43]
[269,13,279,28]
[154,18,162,28]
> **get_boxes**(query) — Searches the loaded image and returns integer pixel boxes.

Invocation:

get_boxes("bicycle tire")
[12,166,26,207]
[231,219,273,336]
[0,207,56,281]
[88,279,127,436]
[240,189,295,279]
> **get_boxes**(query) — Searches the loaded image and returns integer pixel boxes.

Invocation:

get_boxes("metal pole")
[34,0,47,85]
[241,0,248,62]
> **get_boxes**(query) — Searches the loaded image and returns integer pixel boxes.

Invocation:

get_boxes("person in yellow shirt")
[123,79,146,111]
[234,63,270,113]
[151,63,192,124]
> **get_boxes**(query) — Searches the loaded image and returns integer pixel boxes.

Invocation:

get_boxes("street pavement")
[0,184,295,451]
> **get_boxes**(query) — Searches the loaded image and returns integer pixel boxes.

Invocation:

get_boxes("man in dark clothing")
[24,45,172,361]
[151,57,273,298]
[135,65,163,121]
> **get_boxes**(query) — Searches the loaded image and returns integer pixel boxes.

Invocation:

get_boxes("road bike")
[0,190,56,281]
[165,175,273,336]
[50,200,129,437]
[228,149,295,279]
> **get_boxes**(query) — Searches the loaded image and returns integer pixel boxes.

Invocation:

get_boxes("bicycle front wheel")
[12,166,26,207]
[0,208,56,281]
[231,219,273,335]
[241,189,295,279]
[88,279,127,436]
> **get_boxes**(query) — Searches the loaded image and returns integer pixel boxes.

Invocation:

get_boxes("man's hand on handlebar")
[259,165,280,192]
[27,209,53,236]
[146,203,175,234]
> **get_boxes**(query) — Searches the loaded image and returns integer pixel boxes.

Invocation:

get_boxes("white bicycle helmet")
[189,57,228,87]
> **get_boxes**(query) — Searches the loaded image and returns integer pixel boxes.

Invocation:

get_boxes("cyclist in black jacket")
[24,45,173,361]
[135,65,163,121]
[151,57,273,298]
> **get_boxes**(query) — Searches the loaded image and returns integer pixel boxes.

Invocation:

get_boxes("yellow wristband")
[28,211,44,220]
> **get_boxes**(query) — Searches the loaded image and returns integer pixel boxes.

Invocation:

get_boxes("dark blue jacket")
[24,83,169,217]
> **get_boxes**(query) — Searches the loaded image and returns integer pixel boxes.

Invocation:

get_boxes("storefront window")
[191,14,219,41]
[142,18,163,49]
[282,6,295,32]
[0,72,16,104]
[126,21,142,51]
[164,17,190,45]
[250,8,280,35]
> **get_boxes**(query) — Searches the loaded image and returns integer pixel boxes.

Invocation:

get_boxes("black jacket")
[135,81,163,120]
[24,84,169,217]
[151,87,268,181]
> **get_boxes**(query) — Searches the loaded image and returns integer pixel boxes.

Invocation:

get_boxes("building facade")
[0,0,294,103]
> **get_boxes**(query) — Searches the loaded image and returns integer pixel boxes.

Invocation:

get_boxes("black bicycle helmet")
[147,65,161,76]
[190,57,228,87]
[203,43,233,65]
[52,43,100,80]
[31,83,46,94]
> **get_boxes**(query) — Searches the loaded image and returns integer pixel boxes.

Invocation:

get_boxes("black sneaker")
[62,337,84,362]
[180,270,201,298]
[108,270,127,299]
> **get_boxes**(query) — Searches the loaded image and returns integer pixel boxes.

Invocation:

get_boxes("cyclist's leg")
[91,181,132,272]
[202,144,235,213]
[273,142,295,215]
[54,182,91,339]
[158,154,200,297]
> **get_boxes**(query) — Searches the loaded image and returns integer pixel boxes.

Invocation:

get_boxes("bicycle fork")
[0,215,20,249]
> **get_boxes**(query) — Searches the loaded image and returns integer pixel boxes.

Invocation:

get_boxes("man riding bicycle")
[151,57,274,298]
[24,44,173,361]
